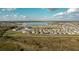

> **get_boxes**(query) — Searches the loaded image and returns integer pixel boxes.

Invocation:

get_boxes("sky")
[0,8,79,21]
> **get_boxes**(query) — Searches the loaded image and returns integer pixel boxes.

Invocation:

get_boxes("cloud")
[0,14,28,21]
[66,8,76,13]
[1,8,16,12]
[52,8,79,21]
[53,8,79,16]
[47,8,59,11]
[66,8,79,14]
[53,12,64,16]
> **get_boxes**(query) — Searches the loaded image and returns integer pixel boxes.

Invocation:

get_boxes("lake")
[25,22,49,26]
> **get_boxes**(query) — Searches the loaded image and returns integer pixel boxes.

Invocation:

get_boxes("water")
[26,22,49,26]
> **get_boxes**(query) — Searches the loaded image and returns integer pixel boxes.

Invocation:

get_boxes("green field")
[0,30,79,51]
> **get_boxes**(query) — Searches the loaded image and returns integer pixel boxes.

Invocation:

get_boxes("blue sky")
[0,8,79,21]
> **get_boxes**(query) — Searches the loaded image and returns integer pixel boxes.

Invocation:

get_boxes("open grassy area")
[0,30,79,51]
